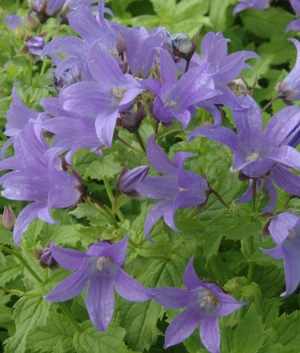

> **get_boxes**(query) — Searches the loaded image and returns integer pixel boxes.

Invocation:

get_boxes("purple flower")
[26,35,45,56]
[141,49,221,129]
[60,40,145,147]
[286,0,300,32]
[233,0,270,15]
[44,236,150,331]
[188,95,300,178]
[149,257,246,352]
[115,165,149,198]
[0,121,82,245]
[4,14,23,30]
[135,135,208,241]
[276,39,300,103]
[29,0,65,22]
[261,212,300,296]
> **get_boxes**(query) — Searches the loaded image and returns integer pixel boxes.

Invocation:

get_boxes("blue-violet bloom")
[261,212,300,296]
[149,257,247,352]
[44,236,150,331]
[233,0,270,15]
[286,0,300,32]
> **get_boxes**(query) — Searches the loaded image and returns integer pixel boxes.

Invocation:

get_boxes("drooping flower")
[149,257,247,352]
[286,0,300,32]
[44,236,150,331]
[276,39,300,104]
[0,120,82,245]
[261,212,300,296]
[233,0,270,15]
[135,135,209,241]
[188,95,300,178]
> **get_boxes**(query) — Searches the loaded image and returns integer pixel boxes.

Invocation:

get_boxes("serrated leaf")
[234,304,265,353]
[0,227,13,244]
[26,312,76,353]
[41,225,81,246]
[240,8,291,39]
[4,296,50,353]
[85,154,122,180]
[73,321,130,353]
[253,265,285,298]
[0,255,22,285]
[259,298,282,330]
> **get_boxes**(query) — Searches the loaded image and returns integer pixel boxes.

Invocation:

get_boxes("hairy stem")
[261,96,280,113]
[210,189,230,209]
[103,176,125,223]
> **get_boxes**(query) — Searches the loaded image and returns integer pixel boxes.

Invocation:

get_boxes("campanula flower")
[149,257,246,352]
[233,0,270,15]
[286,0,300,32]
[44,236,150,331]
[115,165,149,198]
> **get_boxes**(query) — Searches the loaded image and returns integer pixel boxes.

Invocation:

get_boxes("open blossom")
[188,95,300,178]
[233,0,270,15]
[44,236,150,331]
[149,257,246,352]
[262,212,300,296]
[135,135,208,241]
[0,121,82,245]
[276,39,300,104]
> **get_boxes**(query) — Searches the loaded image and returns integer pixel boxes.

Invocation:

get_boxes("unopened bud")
[168,33,197,61]
[34,246,59,270]
[0,206,16,230]
[120,102,146,133]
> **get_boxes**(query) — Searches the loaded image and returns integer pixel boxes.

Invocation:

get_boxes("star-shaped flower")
[149,257,246,352]
[44,236,150,331]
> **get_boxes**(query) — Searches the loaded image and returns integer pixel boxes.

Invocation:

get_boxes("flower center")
[165,100,176,108]
[245,152,259,162]
[112,87,126,101]
[200,291,220,311]
[288,228,296,239]
[96,256,106,271]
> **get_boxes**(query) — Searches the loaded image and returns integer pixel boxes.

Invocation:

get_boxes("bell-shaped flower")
[286,0,300,32]
[233,0,270,15]
[135,135,208,241]
[261,212,300,296]
[141,49,221,129]
[149,257,246,352]
[60,40,145,147]
[276,39,300,104]
[188,95,300,178]
[0,121,82,245]
[44,236,150,331]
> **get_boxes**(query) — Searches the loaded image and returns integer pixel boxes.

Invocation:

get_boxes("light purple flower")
[0,121,82,245]
[233,0,270,15]
[188,95,300,178]
[135,135,208,241]
[286,0,300,32]
[4,14,23,30]
[149,257,246,352]
[115,165,149,198]
[261,212,300,296]
[276,39,300,103]
[26,35,45,56]
[29,0,65,22]
[60,40,145,147]
[44,236,150,331]
[141,49,221,129]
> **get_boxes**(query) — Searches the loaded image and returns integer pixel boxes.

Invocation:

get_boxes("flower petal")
[150,287,197,309]
[50,242,90,270]
[183,257,203,289]
[200,316,220,353]
[217,293,247,316]
[114,268,149,301]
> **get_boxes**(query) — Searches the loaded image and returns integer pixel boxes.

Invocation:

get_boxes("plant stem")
[85,195,118,228]
[58,302,82,332]
[103,176,125,223]
[184,59,191,73]
[247,236,255,284]
[134,131,146,153]
[0,286,41,297]
[210,189,230,209]
[53,23,61,39]
[261,96,280,113]
[113,134,144,155]
[1,245,43,283]
[252,179,257,212]
[282,195,294,212]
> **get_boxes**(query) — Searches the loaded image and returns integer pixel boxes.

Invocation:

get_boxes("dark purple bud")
[115,164,149,199]
[168,33,197,61]
[0,206,16,230]
[120,102,146,133]
[34,246,59,270]
[238,171,250,182]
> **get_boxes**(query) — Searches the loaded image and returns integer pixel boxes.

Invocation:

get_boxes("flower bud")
[115,164,149,199]
[168,33,197,61]
[0,206,16,230]
[34,246,59,270]
[29,0,64,23]
[18,33,46,63]
[119,102,146,133]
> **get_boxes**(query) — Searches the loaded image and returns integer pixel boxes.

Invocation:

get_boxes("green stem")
[58,302,82,332]
[261,96,280,113]
[1,245,43,283]
[0,286,41,297]
[25,60,33,104]
[247,235,255,284]
[0,129,7,142]
[186,206,198,218]
[84,195,118,228]
[210,189,230,209]
[134,131,146,153]
[252,179,257,212]
[282,195,294,212]
[103,176,125,223]
[113,134,144,155]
